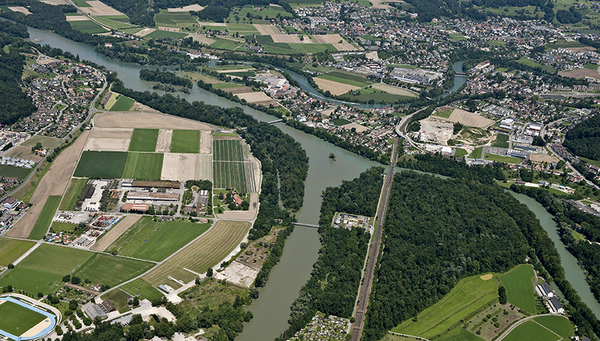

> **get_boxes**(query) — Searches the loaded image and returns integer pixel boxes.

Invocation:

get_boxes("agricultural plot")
[73,253,154,287]
[106,217,212,262]
[73,151,128,178]
[145,30,188,39]
[199,154,213,182]
[213,139,245,161]
[392,274,498,339]
[0,239,35,267]
[122,152,164,180]
[129,128,159,152]
[209,38,246,51]
[214,162,248,192]
[0,244,91,294]
[318,71,372,87]
[102,289,130,312]
[94,17,137,30]
[502,321,560,341]
[499,265,536,314]
[492,134,510,148]
[155,10,197,27]
[161,153,200,181]
[446,109,495,129]
[120,278,163,302]
[68,20,108,34]
[171,130,200,154]
[109,96,135,111]
[29,196,61,240]
[533,316,573,339]
[238,5,294,20]
[0,301,46,337]
[143,220,251,286]
[59,178,87,211]
[22,136,61,150]
[0,165,31,179]
[338,87,412,104]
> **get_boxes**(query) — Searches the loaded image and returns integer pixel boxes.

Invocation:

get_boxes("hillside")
[564,114,600,161]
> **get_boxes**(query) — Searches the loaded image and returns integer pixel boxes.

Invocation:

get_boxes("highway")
[350,137,400,341]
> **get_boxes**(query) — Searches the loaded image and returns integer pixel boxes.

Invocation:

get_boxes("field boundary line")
[531,320,562,341]
[389,331,429,341]
[420,293,496,336]
[495,314,567,341]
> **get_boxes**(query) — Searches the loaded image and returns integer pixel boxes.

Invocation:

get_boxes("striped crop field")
[213,139,245,161]
[213,161,247,192]
[143,220,250,286]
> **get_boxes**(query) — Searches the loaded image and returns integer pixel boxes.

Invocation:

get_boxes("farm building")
[132,180,181,189]
[535,281,554,298]
[549,297,565,314]
[122,203,150,213]
[127,191,178,201]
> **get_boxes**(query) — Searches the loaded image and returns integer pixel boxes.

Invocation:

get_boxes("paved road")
[351,138,400,341]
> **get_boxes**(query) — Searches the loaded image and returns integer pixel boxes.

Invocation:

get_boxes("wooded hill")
[564,114,600,161]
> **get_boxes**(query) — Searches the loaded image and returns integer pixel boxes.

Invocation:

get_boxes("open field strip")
[213,162,248,192]
[9,130,90,238]
[110,96,135,111]
[28,196,61,240]
[445,109,495,128]
[155,129,172,153]
[21,136,61,150]
[318,71,372,87]
[73,151,128,178]
[171,130,201,154]
[95,112,213,131]
[372,83,418,97]
[106,217,212,262]
[313,77,360,95]
[82,1,123,16]
[91,215,140,252]
[392,273,498,339]
[73,253,154,287]
[167,4,204,12]
[103,92,119,109]
[214,139,244,161]
[533,316,574,339]
[128,128,159,152]
[502,320,560,341]
[120,278,163,302]
[0,244,92,294]
[199,154,214,182]
[122,152,164,180]
[499,264,536,314]
[143,221,251,286]
[59,178,87,211]
[200,131,212,154]
[0,239,36,267]
[161,153,200,181]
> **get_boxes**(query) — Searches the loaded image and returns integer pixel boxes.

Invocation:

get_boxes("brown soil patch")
[559,68,600,80]
[155,129,173,153]
[131,102,160,113]
[90,127,133,139]
[65,15,91,21]
[342,122,369,133]
[8,6,32,15]
[445,109,495,128]
[480,274,493,281]
[313,77,360,95]
[332,43,358,51]
[158,27,181,32]
[83,1,123,16]
[216,69,254,74]
[8,130,90,238]
[567,47,595,53]
[372,83,417,97]
[200,131,212,154]
[40,0,68,4]
[21,318,52,338]
[4,146,43,163]
[135,28,156,37]
[168,4,204,12]
[236,92,273,103]
[253,100,279,106]
[313,34,346,44]
[223,86,253,94]
[185,34,215,45]
[161,153,200,181]
[254,24,280,35]
[95,112,213,131]
[530,154,559,163]
[272,34,307,44]
[91,215,141,252]
[84,138,130,151]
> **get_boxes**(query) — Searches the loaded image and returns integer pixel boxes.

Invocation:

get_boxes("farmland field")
[69,20,107,34]
[492,133,510,148]
[102,289,130,312]
[213,161,248,192]
[29,196,61,240]
[74,151,128,178]
[533,316,573,339]
[0,165,31,179]
[502,321,560,341]
[171,130,200,154]
[0,238,35,267]
[110,96,135,111]
[318,71,371,87]
[499,264,536,314]
[121,278,163,301]
[22,136,61,150]
[106,217,211,262]
[483,154,522,164]
[155,10,197,27]
[74,253,154,287]
[59,178,87,211]
[145,30,188,39]
[213,140,244,161]
[434,326,484,341]
[143,220,250,286]
[122,152,164,180]
[0,301,46,337]
[129,128,159,152]
[94,17,136,29]
[392,273,498,339]
[0,243,91,294]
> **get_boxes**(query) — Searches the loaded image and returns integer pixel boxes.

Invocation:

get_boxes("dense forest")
[139,69,193,88]
[362,173,531,340]
[564,114,600,161]
[0,32,37,125]
[277,167,384,340]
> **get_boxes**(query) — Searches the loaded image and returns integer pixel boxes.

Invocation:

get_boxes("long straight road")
[351,137,400,341]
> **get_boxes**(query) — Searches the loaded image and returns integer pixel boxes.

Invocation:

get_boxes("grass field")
[470,147,483,159]
[434,327,484,341]
[502,321,560,341]
[145,30,188,39]
[533,316,573,339]
[121,278,163,301]
[212,83,241,89]
[392,274,498,339]
[0,165,31,179]
[73,151,128,178]
[69,20,108,34]
[455,148,468,157]
[74,253,154,287]
[129,129,159,152]
[492,133,510,148]
[237,5,294,20]
[499,264,536,314]
[317,71,371,87]
[0,244,91,294]
[0,301,46,336]
[433,108,454,118]
[50,222,79,234]
[0,239,35,267]
[71,0,90,6]
[106,217,211,262]
[110,96,135,111]
[209,38,246,51]
[213,140,244,162]
[122,153,164,180]
[29,196,61,240]
[155,10,197,27]
[94,17,137,30]
[102,289,130,312]
[213,161,248,192]
[143,220,250,286]
[484,154,522,164]
[337,86,411,103]
[171,130,200,153]
[581,156,600,168]
[22,136,61,150]
[59,178,87,211]
[332,118,351,126]
[516,57,556,74]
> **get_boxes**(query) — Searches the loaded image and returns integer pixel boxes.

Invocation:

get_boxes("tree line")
[564,113,600,161]
[139,69,193,88]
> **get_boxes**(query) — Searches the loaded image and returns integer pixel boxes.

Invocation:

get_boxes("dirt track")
[8,131,90,238]
[91,215,141,252]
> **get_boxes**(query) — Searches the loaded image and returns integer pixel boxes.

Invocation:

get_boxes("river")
[25,27,600,339]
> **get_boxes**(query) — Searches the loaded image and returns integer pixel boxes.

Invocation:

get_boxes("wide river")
[26,27,600,340]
